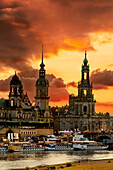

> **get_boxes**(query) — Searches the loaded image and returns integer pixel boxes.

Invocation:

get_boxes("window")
[84,90,87,96]
[84,72,87,80]
[83,106,87,113]
[11,100,13,107]
[12,87,14,93]
[17,87,19,92]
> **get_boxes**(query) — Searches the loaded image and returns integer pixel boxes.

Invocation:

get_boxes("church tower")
[69,51,96,115]
[35,46,49,111]
[9,72,23,108]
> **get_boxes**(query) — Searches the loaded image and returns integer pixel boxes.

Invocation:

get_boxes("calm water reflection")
[0,150,113,170]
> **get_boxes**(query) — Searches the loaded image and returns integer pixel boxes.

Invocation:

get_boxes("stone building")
[53,52,110,132]
[0,72,33,121]
[0,47,52,124]
[69,51,96,115]
[35,47,52,123]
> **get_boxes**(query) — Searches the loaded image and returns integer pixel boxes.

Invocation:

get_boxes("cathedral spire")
[85,50,87,59]
[42,45,43,64]
[83,50,88,65]
[40,45,45,69]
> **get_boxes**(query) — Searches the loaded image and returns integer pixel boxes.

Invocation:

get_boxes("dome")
[10,73,21,85]
[36,78,49,86]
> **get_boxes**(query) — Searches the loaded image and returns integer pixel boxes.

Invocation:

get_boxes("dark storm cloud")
[18,68,38,79]
[0,76,12,92]
[1,0,113,103]
[90,69,113,89]
[0,1,20,10]
[67,81,77,88]
[1,0,113,73]
[0,69,69,102]
[50,78,66,88]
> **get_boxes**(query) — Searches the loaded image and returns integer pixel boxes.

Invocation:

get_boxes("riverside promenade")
[15,159,113,170]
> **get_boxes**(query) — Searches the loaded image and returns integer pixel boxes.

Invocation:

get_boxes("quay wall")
[20,128,53,138]
[0,127,53,138]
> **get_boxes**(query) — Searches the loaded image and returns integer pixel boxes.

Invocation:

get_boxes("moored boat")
[45,144,73,151]
[7,142,45,152]
[73,141,108,150]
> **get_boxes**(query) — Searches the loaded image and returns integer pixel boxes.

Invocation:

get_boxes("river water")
[0,150,113,170]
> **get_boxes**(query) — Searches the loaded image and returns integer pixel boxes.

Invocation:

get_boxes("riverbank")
[14,159,113,170]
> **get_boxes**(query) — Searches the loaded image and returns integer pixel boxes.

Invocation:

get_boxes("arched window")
[83,106,87,113]
[11,100,14,107]
[17,87,19,94]
[12,87,14,93]
[84,72,87,80]
[84,90,87,96]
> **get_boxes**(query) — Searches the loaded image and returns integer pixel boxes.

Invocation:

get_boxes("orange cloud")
[0,69,69,103]
[1,0,113,74]
[67,81,77,88]
[96,102,113,113]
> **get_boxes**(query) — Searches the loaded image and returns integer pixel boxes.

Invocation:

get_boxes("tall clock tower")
[35,47,49,111]
[69,51,96,115]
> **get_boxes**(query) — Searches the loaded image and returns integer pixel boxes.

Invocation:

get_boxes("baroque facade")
[53,52,110,132]
[69,51,96,115]
[35,47,51,123]
[0,48,52,124]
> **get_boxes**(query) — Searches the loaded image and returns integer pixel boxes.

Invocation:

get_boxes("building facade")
[53,52,110,132]
[70,51,96,115]
[0,48,52,124]
[35,47,51,123]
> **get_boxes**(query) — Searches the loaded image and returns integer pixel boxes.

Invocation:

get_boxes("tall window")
[17,87,19,92]
[84,89,87,96]
[84,72,87,80]
[12,87,14,93]
[11,100,13,107]
[83,106,87,113]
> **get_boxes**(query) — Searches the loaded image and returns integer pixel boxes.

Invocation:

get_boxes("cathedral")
[69,51,96,115]
[53,52,110,132]
[0,48,51,124]
[0,49,110,131]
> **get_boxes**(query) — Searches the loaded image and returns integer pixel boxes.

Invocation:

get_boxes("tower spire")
[42,44,43,64]
[40,45,45,69]
[85,50,87,59]
[83,50,88,65]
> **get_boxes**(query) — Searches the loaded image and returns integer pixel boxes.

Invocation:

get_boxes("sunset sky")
[1,0,113,113]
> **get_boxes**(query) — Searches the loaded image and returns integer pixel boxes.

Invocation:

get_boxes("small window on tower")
[17,87,19,92]
[12,88,14,93]
[84,72,87,80]
[83,106,87,113]
[11,100,13,107]
[84,90,87,96]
